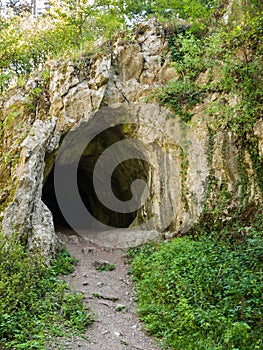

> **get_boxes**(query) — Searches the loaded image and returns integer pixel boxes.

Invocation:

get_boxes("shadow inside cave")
[42,124,149,232]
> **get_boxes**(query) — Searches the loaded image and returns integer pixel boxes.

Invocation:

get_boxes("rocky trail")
[49,229,162,350]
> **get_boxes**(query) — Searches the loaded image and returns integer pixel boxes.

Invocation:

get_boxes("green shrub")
[155,78,208,122]
[51,246,78,275]
[160,6,263,137]
[0,234,93,349]
[131,230,263,349]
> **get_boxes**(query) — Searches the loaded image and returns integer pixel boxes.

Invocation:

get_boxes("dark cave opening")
[42,125,149,230]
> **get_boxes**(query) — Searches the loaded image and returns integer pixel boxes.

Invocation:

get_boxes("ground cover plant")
[130,225,263,349]
[0,233,93,349]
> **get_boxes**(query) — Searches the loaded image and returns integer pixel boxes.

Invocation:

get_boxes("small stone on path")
[83,246,96,254]
[114,331,121,337]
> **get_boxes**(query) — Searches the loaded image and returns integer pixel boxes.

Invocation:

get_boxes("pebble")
[114,331,121,337]
[83,246,96,254]
[68,235,80,244]
[102,247,113,252]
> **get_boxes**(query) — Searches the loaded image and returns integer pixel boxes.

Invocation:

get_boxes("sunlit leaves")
[0,0,125,91]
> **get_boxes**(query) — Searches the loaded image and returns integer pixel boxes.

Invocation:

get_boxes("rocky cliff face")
[0,18,262,256]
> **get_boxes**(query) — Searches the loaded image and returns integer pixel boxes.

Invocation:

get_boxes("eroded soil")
[48,229,162,350]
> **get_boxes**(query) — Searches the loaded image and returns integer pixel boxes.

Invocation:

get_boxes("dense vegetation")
[156,1,263,131]
[0,234,92,349]
[0,0,220,92]
[131,222,263,349]
[155,0,263,220]
[128,5,263,347]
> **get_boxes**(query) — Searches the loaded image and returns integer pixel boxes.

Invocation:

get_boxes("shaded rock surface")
[0,18,262,255]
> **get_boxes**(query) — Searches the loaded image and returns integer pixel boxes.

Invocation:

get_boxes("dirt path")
[50,230,162,350]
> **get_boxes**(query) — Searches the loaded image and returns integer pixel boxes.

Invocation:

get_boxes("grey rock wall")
[0,18,262,256]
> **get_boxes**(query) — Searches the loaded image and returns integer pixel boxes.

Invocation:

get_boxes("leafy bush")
[0,1,125,92]
[131,230,263,349]
[155,78,208,122]
[0,0,222,93]
[159,4,263,134]
[124,0,219,22]
[0,234,93,349]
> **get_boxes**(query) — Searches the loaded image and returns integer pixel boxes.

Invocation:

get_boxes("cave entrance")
[42,124,149,231]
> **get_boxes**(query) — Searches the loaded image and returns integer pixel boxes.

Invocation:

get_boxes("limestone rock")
[2,118,57,256]
[254,119,263,157]
[83,246,96,254]
[1,18,262,257]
